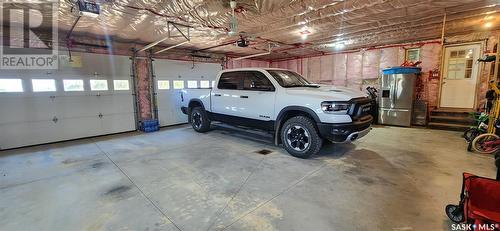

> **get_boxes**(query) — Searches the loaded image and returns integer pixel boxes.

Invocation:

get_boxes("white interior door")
[154,60,221,126]
[440,44,481,109]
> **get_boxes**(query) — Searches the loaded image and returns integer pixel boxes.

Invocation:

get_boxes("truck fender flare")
[188,99,206,111]
[274,106,321,145]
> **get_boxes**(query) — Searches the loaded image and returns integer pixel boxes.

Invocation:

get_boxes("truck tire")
[281,116,323,158]
[190,107,211,133]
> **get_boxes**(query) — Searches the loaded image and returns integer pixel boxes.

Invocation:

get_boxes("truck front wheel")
[190,107,211,132]
[281,116,323,158]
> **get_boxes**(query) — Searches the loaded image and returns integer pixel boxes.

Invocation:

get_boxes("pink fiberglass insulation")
[362,50,381,80]
[226,59,269,69]
[136,59,152,120]
[379,47,400,70]
[346,53,363,89]
[333,54,347,87]
[307,57,322,83]
[319,55,334,85]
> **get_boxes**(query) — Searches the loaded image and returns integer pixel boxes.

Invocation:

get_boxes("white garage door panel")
[101,114,135,133]
[0,96,55,124]
[0,122,59,149]
[0,51,135,149]
[154,60,221,126]
[51,117,102,140]
[98,94,134,114]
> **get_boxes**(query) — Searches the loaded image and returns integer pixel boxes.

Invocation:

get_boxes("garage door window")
[173,80,184,89]
[0,79,23,92]
[63,79,84,91]
[200,80,210,88]
[90,80,108,91]
[187,80,198,88]
[158,80,170,90]
[32,79,56,92]
[113,80,129,90]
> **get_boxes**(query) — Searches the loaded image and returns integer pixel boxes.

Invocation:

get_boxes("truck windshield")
[267,70,316,88]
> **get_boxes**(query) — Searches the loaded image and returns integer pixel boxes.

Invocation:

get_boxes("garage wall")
[270,42,443,108]
[0,52,135,149]
[225,59,269,69]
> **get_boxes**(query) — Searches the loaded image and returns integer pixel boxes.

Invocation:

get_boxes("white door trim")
[438,42,483,109]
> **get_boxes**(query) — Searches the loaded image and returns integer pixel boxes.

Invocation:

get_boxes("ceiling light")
[301,34,308,40]
[335,42,345,50]
[484,22,493,28]
[485,15,495,20]
[299,26,312,37]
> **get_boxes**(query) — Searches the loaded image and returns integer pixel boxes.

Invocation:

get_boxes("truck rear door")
[211,71,275,121]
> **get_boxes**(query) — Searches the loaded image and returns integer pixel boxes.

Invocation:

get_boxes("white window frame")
[90,79,109,91]
[187,80,198,89]
[63,79,85,92]
[113,80,130,91]
[0,79,23,93]
[157,80,170,90]
[32,79,57,92]
[173,80,185,89]
[200,80,210,88]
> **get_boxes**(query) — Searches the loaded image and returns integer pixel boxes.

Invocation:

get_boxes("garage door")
[153,60,221,126]
[0,52,135,149]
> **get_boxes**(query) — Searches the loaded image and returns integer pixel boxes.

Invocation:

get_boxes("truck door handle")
[240,95,248,98]
[214,94,221,96]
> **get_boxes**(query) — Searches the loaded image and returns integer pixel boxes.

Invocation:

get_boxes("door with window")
[238,71,276,120]
[211,71,242,117]
[440,44,481,109]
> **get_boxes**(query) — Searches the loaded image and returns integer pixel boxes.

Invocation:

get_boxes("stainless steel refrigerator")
[378,72,417,127]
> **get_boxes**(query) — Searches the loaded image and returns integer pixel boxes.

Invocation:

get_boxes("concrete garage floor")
[0,125,496,231]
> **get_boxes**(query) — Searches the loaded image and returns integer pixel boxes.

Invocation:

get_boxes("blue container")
[141,119,159,132]
[382,67,421,75]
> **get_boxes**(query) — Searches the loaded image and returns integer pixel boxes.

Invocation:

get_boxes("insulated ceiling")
[4,0,500,60]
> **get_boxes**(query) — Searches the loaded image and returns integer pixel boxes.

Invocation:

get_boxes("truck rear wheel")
[281,116,322,158]
[190,107,211,133]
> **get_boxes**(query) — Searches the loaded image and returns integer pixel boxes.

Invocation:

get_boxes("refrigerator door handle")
[393,77,398,106]
[390,82,395,106]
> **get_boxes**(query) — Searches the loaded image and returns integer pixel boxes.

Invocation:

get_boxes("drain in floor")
[255,149,273,155]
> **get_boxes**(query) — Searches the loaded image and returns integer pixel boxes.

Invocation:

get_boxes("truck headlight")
[321,101,350,113]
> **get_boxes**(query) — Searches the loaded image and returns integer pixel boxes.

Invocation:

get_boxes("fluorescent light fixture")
[77,0,100,18]
[80,11,99,18]
[335,42,345,50]
[154,40,190,54]
[484,15,494,20]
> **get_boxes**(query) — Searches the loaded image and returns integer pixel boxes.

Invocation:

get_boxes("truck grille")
[347,97,373,120]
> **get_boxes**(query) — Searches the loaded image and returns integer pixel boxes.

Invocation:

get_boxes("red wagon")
[446,172,500,230]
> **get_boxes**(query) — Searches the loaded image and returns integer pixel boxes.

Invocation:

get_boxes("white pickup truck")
[181,68,373,158]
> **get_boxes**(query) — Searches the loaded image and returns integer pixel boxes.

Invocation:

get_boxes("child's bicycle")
[464,112,489,151]
[472,81,500,154]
